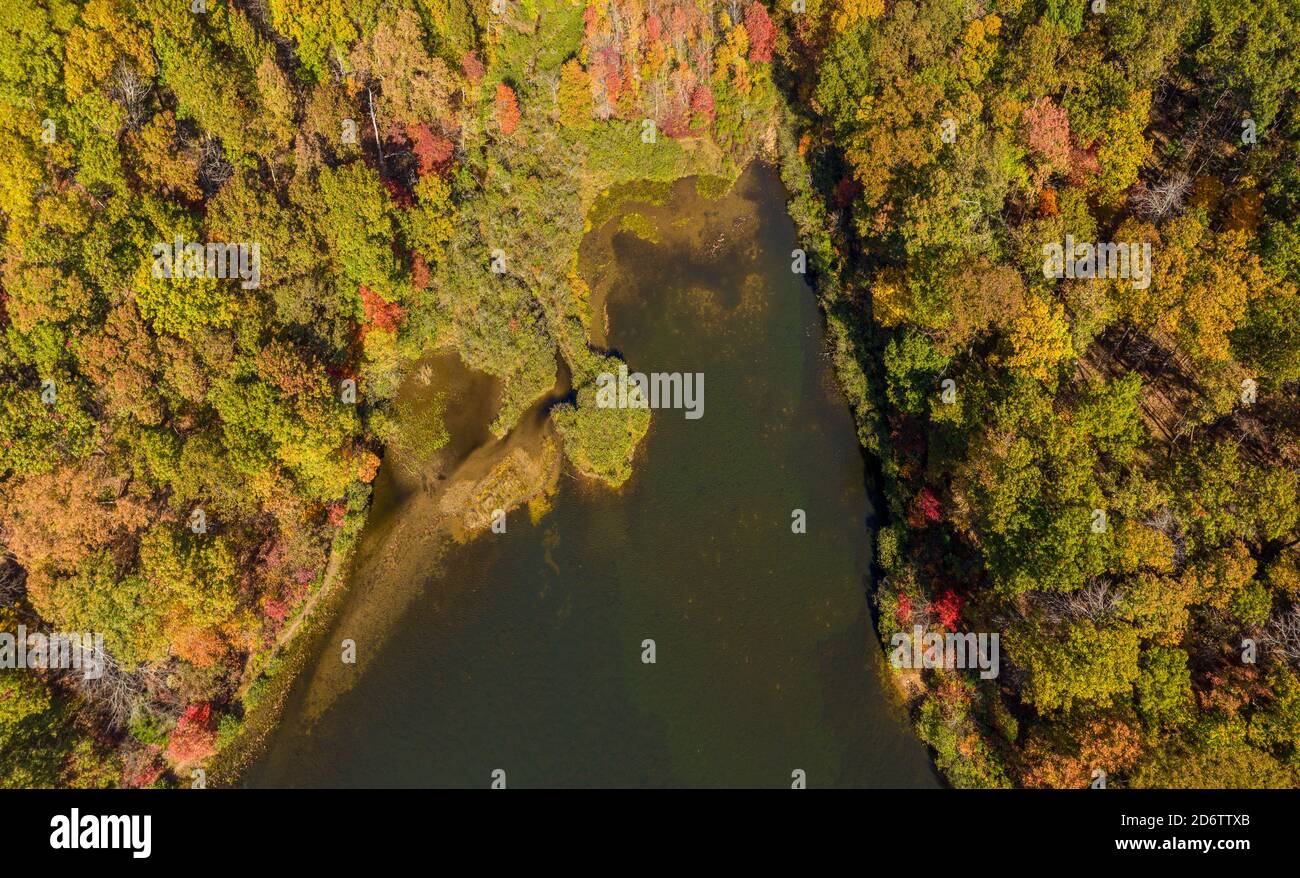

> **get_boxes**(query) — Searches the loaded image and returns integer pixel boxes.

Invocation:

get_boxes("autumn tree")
[557,59,593,128]
[495,82,520,135]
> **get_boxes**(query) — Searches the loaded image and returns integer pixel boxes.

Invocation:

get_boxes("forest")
[0,0,1297,788]
[774,0,1300,787]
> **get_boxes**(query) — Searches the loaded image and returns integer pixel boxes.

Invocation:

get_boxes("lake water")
[243,165,938,788]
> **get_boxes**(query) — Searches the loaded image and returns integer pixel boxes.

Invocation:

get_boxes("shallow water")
[244,164,938,788]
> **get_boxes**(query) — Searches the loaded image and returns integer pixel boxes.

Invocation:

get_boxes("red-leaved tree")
[745,2,776,64]
[263,596,290,623]
[690,83,715,120]
[930,590,964,632]
[908,486,943,527]
[461,51,485,86]
[495,83,520,135]
[166,704,216,765]
[895,592,914,625]
[1020,96,1071,173]
[411,252,430,290]
[406,123,454,176]
[359,285,406,337]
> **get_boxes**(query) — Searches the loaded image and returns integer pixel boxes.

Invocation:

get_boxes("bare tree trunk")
[368,87,386,172]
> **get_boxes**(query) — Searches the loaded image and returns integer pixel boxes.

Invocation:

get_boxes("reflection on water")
[243,165,938,788]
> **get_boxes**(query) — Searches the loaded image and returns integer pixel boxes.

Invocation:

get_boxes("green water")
[244,165,938,788]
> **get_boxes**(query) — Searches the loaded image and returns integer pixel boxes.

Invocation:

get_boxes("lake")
[242,164,938,788]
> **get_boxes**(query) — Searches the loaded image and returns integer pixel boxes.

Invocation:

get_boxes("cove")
[241,164,939,788]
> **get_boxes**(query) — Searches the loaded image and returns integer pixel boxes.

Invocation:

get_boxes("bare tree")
[63,645,168,732]
[366,87,386,171]
[1145,507,1187,566]
[68,648,139,730]
[1133,172,1191,221]
[108,60,153,130]
[193,136,233,191]
[541,70,560,111]
[1038,579,1120,624]
[1264,606,1300,668]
